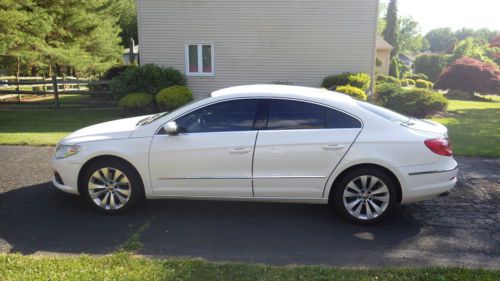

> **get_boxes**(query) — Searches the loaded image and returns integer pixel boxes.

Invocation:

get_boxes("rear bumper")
[399,159,458,204]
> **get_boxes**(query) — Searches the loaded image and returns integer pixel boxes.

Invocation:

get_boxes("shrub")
[110,64,186,99]
[103,65,134,80]
[321,72,371,91]
[404,73,429,81]
[374,82,403,105]
[389,57,400,78]
[376,74,388,82]
[156,86,193,111]
[384,89,449,118]
[334,85,367,100]
[414,54,448,82]
[415,79,428,89]
[400,79,415,87]
[118,92,154,113]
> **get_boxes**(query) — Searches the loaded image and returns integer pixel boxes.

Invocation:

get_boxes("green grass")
[0,253,498,281]
[432,99,500,157]
[0,109,122,146]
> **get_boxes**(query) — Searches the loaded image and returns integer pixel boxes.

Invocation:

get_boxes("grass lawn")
[432,99,500,158]
[0,109,122,146]
[1,253,499,281]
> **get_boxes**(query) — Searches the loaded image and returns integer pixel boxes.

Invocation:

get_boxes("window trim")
[185,42,214,77]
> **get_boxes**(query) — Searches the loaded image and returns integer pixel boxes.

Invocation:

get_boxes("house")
[398,53,416,69]
[375,36,393,75]
[137,0,379,97]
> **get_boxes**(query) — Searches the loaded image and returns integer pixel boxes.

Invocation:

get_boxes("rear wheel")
[80,159,144,214]
[332,167,397,224]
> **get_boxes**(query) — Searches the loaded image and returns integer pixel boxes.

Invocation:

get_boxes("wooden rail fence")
[0,75,115,109]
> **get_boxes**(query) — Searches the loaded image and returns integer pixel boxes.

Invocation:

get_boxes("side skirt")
[145,195,329,204]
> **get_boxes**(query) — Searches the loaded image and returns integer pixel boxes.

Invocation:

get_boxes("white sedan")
[52,85,457,224]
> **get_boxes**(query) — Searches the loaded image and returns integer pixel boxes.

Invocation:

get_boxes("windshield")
[357,101,411,123]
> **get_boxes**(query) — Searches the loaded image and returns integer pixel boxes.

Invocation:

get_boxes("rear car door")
[252,99,362,198]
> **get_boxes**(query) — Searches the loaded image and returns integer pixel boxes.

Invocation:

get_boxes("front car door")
[252,99,362,198]
[149,99,259,197]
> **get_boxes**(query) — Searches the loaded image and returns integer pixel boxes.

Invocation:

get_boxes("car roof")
[210,84,355,104]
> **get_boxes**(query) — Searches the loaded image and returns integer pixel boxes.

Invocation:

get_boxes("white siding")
[138,0,378,97]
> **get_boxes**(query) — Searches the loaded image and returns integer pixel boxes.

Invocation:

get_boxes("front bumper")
[51,157,81,195]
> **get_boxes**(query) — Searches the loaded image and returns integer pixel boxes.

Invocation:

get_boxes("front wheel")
[332,168,397,224]
[80,159,144,214]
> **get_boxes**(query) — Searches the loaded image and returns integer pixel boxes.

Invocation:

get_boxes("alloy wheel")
[342,175,390,220]
[88,167,131,210]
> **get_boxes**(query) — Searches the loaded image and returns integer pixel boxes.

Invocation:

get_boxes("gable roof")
[376,36,393,51]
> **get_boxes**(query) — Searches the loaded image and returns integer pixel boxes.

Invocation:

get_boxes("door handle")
[322,144,345,151]
[229,147,251,154]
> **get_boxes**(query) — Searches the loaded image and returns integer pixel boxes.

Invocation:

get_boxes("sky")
[381,0,500,34]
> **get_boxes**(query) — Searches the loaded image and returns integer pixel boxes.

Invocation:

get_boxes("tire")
[331,167,397,224]
[80,158,145,214]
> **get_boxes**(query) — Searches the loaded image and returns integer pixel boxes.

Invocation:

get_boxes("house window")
[185,43,214,76]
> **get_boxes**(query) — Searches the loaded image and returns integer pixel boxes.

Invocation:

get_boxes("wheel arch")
[327,163,403,203]
[77,155,145,194]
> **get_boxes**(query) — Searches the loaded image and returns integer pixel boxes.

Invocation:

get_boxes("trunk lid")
[402,118,448,137]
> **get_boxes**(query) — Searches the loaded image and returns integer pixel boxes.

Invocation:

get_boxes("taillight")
[425,138,453,156]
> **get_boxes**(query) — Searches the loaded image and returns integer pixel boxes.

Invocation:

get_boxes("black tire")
[331,167,397,224]
[80,158,145,214]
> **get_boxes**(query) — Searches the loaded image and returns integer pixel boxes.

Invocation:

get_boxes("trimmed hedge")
[374,83,403,105]
[404,73,429,81]
[110,64,186,99]
[321,72,371,91]
[335,85,367,100]
[400,79,416,87]
[118,92,154,113]
[384,89,449,118]
[415,79,433,89]
[156,86,193,111]
[376,74,401,85]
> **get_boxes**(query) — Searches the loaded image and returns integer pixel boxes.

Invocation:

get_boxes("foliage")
[382,0,399,57]
[414,54,448,82]
[103,65,135,80]
[433,99,500,157]
[424,28,458,53]
[334,85,367,101]
[384,89,449,118]
[389,57,400,78]
[398,16,425,54]
[374,82,403,105]
[118,92,154,113]
[404,73,429,81]
[376,74,401,85]
[400,79,415,87]
[449,38,493,64]
[109,0,138,47]
[110,64,186,99]
[156,86,193,111]
[435,57,500,95]
[321,72,371,91]
[415,79,432,89]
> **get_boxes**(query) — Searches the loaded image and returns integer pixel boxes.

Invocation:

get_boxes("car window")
[175,99,259,133]
[357,101,410,123]
[267,100,361,130]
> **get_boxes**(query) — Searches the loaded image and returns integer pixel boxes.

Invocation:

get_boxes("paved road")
[0,145,499,268]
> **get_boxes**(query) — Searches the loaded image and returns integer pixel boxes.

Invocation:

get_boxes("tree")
[106,0,138,47]
[449,38,491,64]
[383,0,399,58]
[398,16,423,54]
[424,28,457,53]
[490,36,500,65]
[435,57,500,96]
[389,57,400,78]
[414,54,448,82]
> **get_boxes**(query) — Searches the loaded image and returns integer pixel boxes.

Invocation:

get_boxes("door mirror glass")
[163,121,178,135]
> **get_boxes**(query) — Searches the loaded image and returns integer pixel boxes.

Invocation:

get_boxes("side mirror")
[163,121,178,135]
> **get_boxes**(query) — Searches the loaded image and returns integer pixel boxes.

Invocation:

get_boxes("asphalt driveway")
[0,145,499,268]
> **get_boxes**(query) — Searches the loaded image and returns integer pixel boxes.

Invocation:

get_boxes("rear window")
[357,101,410,123]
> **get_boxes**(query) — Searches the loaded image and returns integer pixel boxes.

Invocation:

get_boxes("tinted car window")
[175,99,258,133]
[267,100,361,130]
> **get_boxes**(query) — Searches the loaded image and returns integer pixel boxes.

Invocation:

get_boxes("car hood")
[403,119,448,137]
[60,115,151,145]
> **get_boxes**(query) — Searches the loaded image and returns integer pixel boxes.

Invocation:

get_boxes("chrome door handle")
[229,147,251,154]
[322,144,345,151]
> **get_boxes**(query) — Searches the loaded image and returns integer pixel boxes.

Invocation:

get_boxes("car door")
[252,99,362,198]
[149,99,259,197]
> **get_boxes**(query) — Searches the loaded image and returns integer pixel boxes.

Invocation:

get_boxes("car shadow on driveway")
[0,182,421,265]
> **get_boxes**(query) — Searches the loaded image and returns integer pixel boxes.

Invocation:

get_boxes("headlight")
[55,144,81,159]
